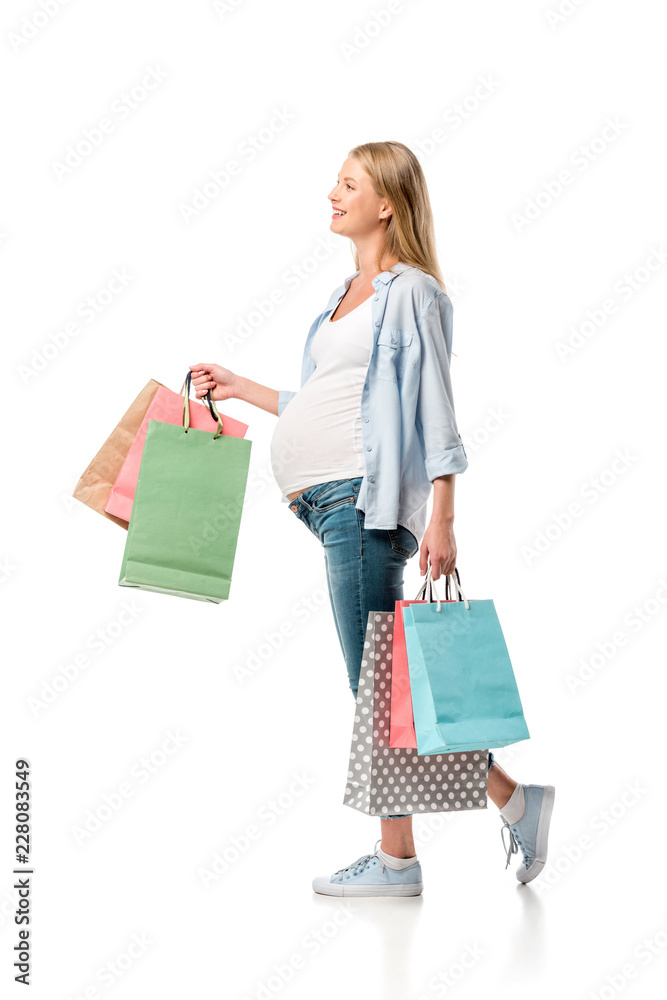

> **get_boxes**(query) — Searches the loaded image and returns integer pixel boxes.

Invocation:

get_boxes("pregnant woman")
[190,141,555,895]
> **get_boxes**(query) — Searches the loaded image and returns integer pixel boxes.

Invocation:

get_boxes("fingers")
[419,543,428,577]
[189,366,216,399]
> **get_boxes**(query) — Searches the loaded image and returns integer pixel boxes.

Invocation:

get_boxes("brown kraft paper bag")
[72,380,165,530]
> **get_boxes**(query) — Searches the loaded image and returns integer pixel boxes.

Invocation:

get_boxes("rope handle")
[419,565,469,612]
[180,372,224,439]
[414,575,435,602]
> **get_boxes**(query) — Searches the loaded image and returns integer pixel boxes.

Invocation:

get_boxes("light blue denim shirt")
[277,262,468,543]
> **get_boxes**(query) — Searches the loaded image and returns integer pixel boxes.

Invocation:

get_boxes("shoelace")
[500,818,519,869]
[500,818,534,869]
[334,838,384,878]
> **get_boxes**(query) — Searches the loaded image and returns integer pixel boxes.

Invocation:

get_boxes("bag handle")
[444,567,464,602]
[425,564,469,612]
[414,574,435,602]
[181,372,224,439]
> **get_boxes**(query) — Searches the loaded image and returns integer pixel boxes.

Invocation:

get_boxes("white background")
[2,1,666,998]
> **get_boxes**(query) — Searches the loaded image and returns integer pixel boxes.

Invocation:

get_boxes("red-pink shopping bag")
[105,385,248,522]
[389,577,455,749]
[389,598,427,749]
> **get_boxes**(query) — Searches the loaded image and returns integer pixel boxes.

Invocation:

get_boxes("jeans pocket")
[309,479,358,513]
[386,524,419,558]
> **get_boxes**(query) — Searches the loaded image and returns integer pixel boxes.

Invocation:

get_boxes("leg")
[380,816,415,858]
[487,757,518,810]
[487,752,556,884]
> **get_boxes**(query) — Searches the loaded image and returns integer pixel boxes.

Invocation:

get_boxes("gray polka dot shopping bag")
[343,609,488,817]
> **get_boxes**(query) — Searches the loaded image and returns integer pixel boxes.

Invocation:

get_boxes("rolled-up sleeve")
[415,293,468,480]
[277,389,297,416]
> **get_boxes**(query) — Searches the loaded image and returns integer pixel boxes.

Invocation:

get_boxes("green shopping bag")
[404,568,530,752]
[118,374,251,602]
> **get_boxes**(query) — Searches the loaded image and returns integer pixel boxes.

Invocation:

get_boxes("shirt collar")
[343,262,412,289]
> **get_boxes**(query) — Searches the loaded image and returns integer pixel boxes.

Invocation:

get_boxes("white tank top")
[270,294,374,498]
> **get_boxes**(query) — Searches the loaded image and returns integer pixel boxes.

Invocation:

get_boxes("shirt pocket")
[375,326,414,382]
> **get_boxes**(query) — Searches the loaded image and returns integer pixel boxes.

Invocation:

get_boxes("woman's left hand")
[419,520,457,580]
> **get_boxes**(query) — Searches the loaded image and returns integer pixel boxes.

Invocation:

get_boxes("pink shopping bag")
[389,578,456,749]
[389,598,427,749]
[104,385,248,522]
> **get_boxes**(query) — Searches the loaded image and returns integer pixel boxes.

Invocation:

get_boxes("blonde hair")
[348,140,446,292]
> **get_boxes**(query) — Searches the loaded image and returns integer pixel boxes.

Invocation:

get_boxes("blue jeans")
[288,477,419,696]
[288,476,419,818]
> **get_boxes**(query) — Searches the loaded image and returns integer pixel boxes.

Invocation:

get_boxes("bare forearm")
[420,474,457,578]
[431,474,456,523]
[234,375,280,416]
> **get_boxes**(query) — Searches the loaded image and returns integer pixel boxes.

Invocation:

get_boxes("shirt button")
[368,476,375,483]
[366,446,372,451]
[364,383,368,389]
[374,321,380,327]
[364,417,369,423]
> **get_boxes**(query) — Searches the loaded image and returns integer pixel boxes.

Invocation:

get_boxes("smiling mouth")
[332,208,346,217]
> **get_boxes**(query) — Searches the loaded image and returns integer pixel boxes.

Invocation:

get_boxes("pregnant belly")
[270,381,364,498]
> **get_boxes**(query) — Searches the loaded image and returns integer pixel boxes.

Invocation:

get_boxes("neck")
[353,235,399,283]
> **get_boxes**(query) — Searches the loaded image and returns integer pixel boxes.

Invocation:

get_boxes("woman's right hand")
[189,363,239,402]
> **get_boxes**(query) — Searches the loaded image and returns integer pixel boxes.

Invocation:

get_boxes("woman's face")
[328,156,391,239]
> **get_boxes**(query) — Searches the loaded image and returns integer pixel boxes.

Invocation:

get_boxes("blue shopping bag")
[404,569,530,753]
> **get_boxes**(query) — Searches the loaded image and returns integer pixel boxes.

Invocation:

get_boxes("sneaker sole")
[312,881,424,897]
[517,785,555,884]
